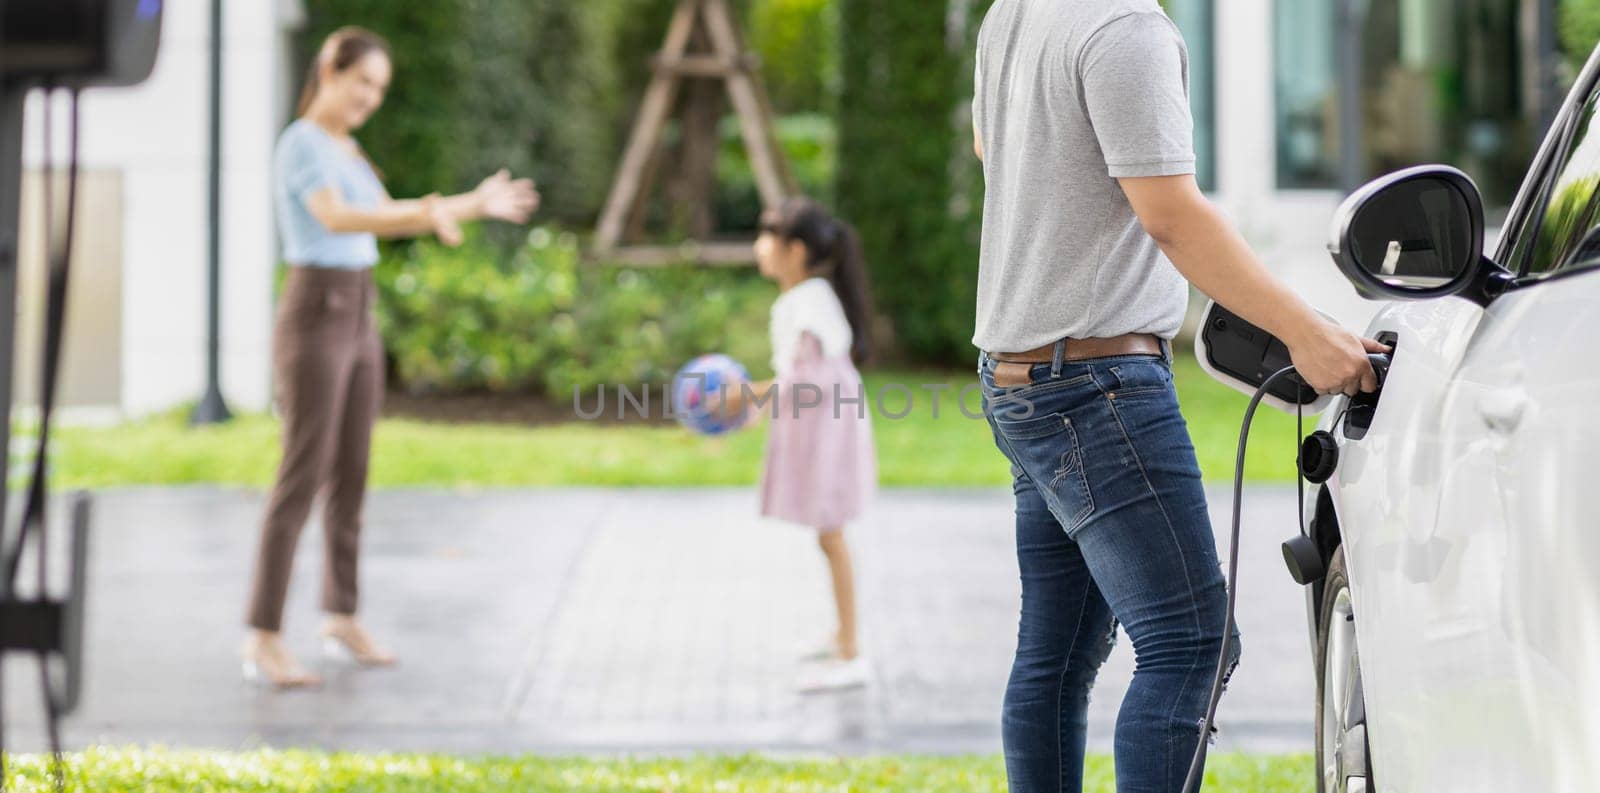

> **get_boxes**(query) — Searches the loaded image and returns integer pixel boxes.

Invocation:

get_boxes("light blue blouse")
[273,119,385,268]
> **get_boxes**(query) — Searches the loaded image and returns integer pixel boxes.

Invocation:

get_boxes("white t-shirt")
[769,277,854,376]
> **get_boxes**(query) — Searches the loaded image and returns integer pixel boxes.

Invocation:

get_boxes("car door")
[1438,263,1600,791]
[1334,65,1600,792]
[1436,84,1600,787]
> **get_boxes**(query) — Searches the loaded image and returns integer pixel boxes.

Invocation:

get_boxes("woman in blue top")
[243,26,539,688]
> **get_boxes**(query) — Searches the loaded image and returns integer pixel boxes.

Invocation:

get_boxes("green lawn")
[49,353,1304,490]
[4,749,1313,792]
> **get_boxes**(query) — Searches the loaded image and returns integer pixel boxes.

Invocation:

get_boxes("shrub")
[376,228,575,393]
[376,226,776,396]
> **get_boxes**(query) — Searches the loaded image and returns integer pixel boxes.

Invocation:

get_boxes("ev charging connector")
[1186,300,1391,793]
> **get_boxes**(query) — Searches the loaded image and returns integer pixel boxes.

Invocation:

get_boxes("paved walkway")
[2,486,1316,755]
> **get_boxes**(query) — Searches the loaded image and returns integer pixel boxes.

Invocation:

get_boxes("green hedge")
[750,0,839,113]
[376,227,776,396]
[838,1,991,364]
[300,1,634,226]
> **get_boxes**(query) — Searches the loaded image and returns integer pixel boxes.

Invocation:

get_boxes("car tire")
[1316,546,1373,793]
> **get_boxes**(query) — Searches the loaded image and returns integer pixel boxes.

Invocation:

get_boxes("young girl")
[721,197,878,692]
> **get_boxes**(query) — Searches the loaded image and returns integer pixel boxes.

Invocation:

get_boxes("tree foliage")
[300,1,634,224]
[837,0,992,362]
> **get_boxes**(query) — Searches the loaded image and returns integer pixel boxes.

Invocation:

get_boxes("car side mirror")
[1329,165,1505,304]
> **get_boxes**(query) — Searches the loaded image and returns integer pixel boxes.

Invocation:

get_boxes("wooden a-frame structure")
[593,0,796,266]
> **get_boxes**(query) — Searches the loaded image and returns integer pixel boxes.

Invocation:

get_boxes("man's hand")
[1284,319,1390,397]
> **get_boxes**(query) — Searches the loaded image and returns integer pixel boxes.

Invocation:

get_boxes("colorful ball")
[672,353,752,436]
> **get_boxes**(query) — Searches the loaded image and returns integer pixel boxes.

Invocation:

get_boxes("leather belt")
[988,333,1164,364]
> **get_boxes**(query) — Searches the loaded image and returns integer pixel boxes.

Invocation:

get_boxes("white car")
[1202,46,1600,793]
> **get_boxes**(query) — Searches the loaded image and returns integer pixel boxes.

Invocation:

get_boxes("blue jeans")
[979,347,1240,793]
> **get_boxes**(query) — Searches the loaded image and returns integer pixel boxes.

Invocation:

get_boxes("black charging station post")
[0,81,96,764]
[0,73,95,725]
[0,86,24,520]
[0,1,166,765]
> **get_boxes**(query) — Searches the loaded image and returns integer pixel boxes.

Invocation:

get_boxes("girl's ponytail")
[770,198,876,366]
[825,218,873,366]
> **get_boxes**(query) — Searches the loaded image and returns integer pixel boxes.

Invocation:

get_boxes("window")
[1275,0,1535,206]
[1274,0,1340,188]
[1359,0,1531,208]
[1165,0,1216,191]
[1509,88,1600,277]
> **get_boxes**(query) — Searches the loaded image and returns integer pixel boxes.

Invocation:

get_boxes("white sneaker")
[796,656,872,693]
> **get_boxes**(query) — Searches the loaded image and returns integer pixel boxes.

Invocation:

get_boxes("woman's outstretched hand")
[475,169,540,224]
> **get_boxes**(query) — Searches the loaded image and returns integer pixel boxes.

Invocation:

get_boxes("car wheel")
[1316,546,1372,793]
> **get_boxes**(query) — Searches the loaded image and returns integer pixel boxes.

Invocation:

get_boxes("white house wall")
[22,1,288,417]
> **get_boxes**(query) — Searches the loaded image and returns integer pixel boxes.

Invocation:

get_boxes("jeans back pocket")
[992,411,1095,533]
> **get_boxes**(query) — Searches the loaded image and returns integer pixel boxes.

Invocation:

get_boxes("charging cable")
[1181,354,1390,793]
[0,84,82,793]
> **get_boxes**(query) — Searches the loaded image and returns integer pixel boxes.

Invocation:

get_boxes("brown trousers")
[246,265,383,632]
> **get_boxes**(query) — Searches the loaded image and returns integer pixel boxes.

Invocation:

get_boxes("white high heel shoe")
[321,635,353,663]
[240,641,321,689]
[319,625,397,667]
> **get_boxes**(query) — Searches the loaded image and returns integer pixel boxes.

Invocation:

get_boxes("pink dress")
[758,280,878,529]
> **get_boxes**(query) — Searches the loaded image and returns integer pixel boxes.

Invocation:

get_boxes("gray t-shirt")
[971,0,1195,352]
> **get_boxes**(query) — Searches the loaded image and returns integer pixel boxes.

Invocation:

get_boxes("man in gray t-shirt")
[973,1,1194,351]
[971,2,1385,791]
